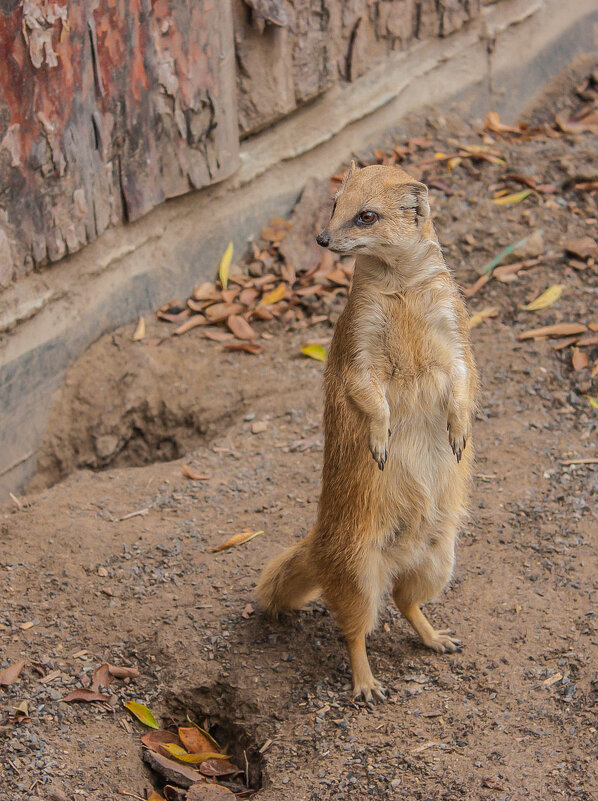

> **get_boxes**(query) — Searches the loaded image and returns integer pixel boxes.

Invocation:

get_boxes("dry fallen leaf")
[523,284,563,311]
[178,726,219,755]
[132,316,146,341]
[12,700,29,719]
[518,322,587,340]
[301,344,327,361]
[571,349,589,371]
[141,729,181,754]
[91,663,113,692]
[108,664,139,680]
[210,530,264,553]
[203,328,234,342]
[199,758,241,777]
[483,111,523,135]
[205,303,245,324]
[161,743,228,764]
[0,659,26,686]
[181,464,210,481]
[492,189,532,206]
[192,282,220,302]
[186,717,222,750]
[468,307,498,329]
[163,785,188,801]
[226,315,255,340]
[218,242,233,290]
[123,700,159,728]
[174,316,208,336]
[260,283,286,305]
[148,792,166,801]
[223,341,263,355]
[62,688,111,703]
[586,395,598,408]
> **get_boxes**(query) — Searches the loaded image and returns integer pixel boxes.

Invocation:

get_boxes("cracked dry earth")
[1,314,596,801]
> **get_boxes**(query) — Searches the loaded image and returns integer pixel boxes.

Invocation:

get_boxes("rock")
[564,236,598,261]
[504,229,544,263]
[94,434,120,460]
[278,178,333,273]
[186,781,235,799]
[48,787,69,801]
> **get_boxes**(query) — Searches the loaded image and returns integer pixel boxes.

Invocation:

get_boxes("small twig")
[9,492,22,510]
[117,792,146,801]
[560,458,598,466]
[118,507,149,522]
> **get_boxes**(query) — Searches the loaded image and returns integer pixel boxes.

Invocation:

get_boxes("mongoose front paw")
[447,418,469,463]
[370,438,388,471]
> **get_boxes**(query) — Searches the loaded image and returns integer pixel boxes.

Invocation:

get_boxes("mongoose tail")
[257,536,320,616]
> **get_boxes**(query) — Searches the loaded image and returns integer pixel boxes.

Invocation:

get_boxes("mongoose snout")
[258,160,477,702]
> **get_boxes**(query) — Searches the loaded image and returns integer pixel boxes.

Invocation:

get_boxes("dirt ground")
[1,73,597,801]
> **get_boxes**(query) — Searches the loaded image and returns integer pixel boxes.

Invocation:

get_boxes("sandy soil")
[1,76,597,801]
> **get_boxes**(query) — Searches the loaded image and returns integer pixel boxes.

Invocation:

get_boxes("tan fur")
[257,164,478,701]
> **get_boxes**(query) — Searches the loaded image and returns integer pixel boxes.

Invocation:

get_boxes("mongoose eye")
[357,210,378,225]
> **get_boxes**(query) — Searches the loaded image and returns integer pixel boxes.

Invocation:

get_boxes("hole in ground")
[157,683,264,795]
[27,328,253,492]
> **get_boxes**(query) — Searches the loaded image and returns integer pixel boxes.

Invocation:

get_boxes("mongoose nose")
[316,231,330,247]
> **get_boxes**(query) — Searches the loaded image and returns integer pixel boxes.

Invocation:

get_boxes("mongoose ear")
[399,181,430,219]
[338,159,358,193]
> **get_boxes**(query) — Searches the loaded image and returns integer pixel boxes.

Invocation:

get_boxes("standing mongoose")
[257,162,477,701]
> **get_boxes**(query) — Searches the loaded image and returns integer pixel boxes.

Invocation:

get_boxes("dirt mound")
[29,327,255,491]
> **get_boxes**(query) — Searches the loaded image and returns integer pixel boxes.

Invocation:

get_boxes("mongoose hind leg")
[392,535,461,653]
[396,600,461,653]
[325,578,387,702]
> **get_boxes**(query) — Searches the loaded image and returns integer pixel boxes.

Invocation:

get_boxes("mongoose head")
[316,162,432,264]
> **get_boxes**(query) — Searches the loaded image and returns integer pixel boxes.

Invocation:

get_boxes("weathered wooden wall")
[0,0,492,286]
[234,0,482,136]
[0,0,239,286]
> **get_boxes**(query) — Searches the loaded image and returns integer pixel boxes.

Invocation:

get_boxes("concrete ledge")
[1,0,597,497]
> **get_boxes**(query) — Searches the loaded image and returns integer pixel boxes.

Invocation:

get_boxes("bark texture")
[0,0,490,283]
[0,0,239,284]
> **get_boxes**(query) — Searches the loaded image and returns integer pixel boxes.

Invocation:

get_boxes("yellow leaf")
[301,344,327,361]
[123,700,159,729]
[132,316,145,341]
[492,189,531,206]
[210,530,264,553]
[260,283,286,305]
[161,743,228,763]
[218,241,233,290]
[523,284,563,311]
[468,307,498,329]
[585,395,598,409]
[161,743,188,758]
[447,157,461,170]
[434,152,449,159]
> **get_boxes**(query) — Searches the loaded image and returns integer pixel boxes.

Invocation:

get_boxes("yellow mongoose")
[257,162,477,701]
